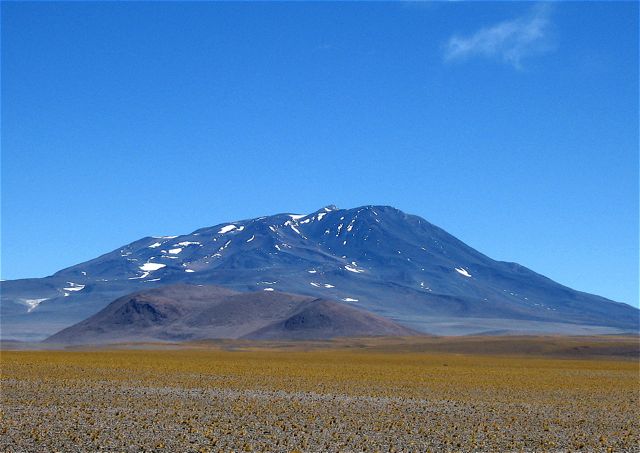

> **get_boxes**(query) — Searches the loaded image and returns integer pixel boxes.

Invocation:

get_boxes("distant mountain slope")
[44,285,417,344]
[3,205,638,340]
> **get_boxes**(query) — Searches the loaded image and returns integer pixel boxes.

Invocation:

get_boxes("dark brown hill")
[246,299,414,340]
[44,284,416,344]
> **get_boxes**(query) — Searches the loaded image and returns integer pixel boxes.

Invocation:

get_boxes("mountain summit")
[1,205,637,340]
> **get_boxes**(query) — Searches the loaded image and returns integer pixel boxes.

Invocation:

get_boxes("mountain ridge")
[2,204,637,340]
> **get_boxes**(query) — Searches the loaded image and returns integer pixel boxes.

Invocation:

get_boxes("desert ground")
[1,336,638,452]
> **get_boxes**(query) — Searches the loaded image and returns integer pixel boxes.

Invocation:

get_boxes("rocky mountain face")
[2,205,638,340]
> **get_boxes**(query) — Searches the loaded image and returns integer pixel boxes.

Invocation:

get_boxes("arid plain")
[1,336,638,452]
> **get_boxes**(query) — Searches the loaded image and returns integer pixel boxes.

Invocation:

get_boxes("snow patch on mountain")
[140,263,166,272]
[63,283,85,292]
[344,265,364,274]
[285,221,302,235]
[176,241,201,247]
[22,298,49,313]
[455,267,472,278]
[218,225,237,234]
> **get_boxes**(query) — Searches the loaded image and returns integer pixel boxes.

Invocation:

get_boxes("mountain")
[2,205,638,340]
[44,284,417,344]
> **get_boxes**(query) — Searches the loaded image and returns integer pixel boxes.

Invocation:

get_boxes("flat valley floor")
[1,336,638,452]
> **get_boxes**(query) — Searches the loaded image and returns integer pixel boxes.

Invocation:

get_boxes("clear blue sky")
[2,2,638,307]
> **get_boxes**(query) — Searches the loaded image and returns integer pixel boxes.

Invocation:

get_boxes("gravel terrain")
[1,344,638,452]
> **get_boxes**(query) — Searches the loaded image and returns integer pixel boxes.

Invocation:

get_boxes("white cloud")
[444,4,553,69]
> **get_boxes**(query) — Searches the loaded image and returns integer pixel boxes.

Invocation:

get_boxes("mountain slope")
[44,284,417,344]
[3,205,638,340]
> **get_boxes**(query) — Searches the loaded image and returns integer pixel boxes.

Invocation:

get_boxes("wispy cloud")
[444,4,553,69]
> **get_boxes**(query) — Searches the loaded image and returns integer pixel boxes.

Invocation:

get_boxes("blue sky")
[2,2,638,307]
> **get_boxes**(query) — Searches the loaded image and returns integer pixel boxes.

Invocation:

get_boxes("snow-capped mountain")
[1,205,637,340]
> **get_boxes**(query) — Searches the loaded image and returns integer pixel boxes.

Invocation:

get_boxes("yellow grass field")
[1,337,638,452]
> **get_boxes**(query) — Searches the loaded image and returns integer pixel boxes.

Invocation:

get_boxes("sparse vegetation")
[1,339,638,451]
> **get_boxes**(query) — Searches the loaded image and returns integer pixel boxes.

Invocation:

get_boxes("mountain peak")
[2,204,637,341]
